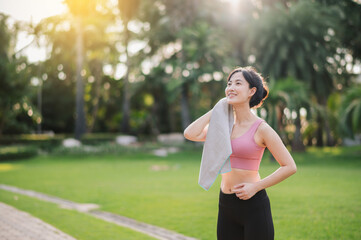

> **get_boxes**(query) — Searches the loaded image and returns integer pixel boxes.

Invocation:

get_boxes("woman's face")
[225,72,256,106]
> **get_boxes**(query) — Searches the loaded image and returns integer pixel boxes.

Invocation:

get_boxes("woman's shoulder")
[255,117,267,125]
[256,118,272,132]
[256,118,279,138]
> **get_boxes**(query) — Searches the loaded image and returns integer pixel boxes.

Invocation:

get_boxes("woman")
[184,66,297,240]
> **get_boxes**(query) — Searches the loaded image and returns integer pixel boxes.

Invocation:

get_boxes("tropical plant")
[246,0,342,146]
[340,85,361,139]
[276,77,310,151]
[0,14,34,135]
[63,0,98,139]
[34,1,115,135]
[117,0,141,133]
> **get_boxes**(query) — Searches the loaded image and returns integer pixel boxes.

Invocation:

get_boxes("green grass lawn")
[0,145,360,240]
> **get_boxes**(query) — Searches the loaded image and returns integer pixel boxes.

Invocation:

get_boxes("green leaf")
[352,100,361,132]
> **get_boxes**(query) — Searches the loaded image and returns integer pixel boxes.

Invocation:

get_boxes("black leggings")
[217,189,274,240]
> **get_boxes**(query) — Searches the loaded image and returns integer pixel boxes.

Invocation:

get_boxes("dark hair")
[226,66,269,108]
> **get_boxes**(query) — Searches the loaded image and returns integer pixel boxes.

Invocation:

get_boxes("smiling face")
[225,71,256,106]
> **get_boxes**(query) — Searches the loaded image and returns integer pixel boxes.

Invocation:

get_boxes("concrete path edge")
[0,184,198,240]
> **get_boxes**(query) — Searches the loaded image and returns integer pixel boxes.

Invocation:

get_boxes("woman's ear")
[249,87,257,97]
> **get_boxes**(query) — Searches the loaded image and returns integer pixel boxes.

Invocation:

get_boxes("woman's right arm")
[183,109,212,142]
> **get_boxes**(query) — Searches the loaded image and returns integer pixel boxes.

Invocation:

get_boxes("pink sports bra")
[229,119,266,171]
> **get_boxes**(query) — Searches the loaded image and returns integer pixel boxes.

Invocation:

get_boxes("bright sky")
[0,0,66,23]
[0,0,66,62]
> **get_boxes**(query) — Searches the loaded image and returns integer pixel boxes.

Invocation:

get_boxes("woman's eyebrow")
[229,78,243,82]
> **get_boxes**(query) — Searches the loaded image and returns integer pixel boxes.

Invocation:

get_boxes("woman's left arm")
[232,123,297,199]
[254,124,297,191]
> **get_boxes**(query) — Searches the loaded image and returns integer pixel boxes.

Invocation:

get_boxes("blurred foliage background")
[1,0,361,150]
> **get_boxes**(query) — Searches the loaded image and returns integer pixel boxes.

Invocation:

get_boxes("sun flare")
[0,0,66,23]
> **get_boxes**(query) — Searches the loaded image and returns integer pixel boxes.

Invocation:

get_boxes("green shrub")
[0,145,38,161]
[80,133,119,145]
[50,141,198,157]
[51,142,150,156]
[0,134,63,151]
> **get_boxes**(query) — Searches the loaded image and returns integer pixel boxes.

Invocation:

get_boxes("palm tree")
[162,0,200,131]
[64,0,97,139]
[262,79,289,143]
[261,77,310,158]
[340,85,361,139]
[117,0,140,133]
[247,1,341,146]
[85,8,116,133]
[161,0,239,131]
[275,77,310,152]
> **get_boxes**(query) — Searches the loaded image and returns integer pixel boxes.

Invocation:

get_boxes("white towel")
[198,97,234,190]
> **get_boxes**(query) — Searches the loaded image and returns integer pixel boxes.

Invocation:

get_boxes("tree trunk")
[121,24,131,133]
[36,62,43,134]
[150,102,160,136]
[277,105,289,145]
[316,114,324,147]
[179,46,191,131]
[324,113,335,146]
[292,108,305,152]
[37,77,42,134]
[181,82,191,131]
[168,102,176,132]
[315,95,329,147]
[88,59,102,133]
[74,18,86,140]
[0,107,7,136]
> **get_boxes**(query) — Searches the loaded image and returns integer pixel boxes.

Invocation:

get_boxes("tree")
[246,0,342,146]
[0,14,33,134]
[153,0,235,131]
[161,0,200,131]
[84,6,117,133]
[319,0,361,61]
[134,0,235,133]
[262,79,290,143]
[340,86,361,139]
[117,0,141,133]
[34,0,114,136]
[276,77,310,152]
[64,0,98,139]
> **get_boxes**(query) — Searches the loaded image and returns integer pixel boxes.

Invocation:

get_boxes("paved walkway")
[0,184,197,240]
[0,202,76,240]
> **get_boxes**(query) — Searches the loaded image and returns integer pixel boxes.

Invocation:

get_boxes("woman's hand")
[231,182,260,200]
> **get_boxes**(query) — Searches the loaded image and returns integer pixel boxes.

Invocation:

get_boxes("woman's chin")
[226,97,237,105]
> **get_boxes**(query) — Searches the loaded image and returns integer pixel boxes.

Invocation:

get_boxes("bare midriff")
[221,168,261,194]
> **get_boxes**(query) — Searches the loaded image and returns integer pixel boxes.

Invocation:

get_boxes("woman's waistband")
[219,188,269,206]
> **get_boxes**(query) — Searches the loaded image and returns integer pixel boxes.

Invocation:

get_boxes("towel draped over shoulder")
[198,97,234,190]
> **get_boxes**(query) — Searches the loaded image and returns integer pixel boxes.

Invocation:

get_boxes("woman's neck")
[233,104,256,125]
